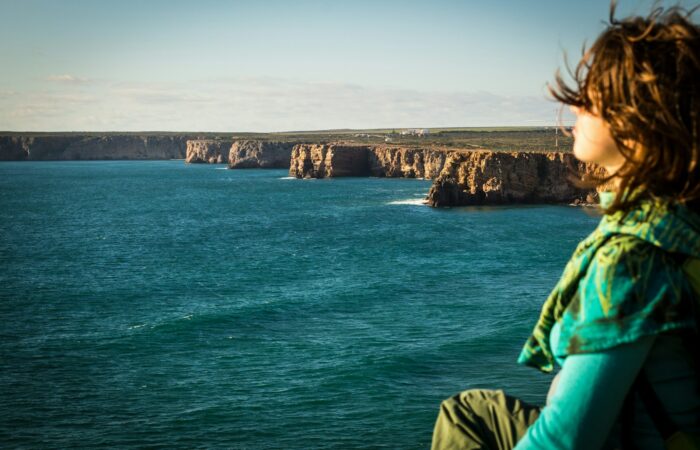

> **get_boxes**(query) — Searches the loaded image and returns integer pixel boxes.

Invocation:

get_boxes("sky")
[0,0,696,132]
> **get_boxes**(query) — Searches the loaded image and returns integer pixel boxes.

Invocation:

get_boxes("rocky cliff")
[289,143,372,178]
[2,133,602,206]
[1,134,298,168]
[289,144,602,206]
[185,140,232,163]
[425,151,602,207]
[290,143,457,179]
[367,146,451,178]
[0,134,193,160]
[229,140,296,169]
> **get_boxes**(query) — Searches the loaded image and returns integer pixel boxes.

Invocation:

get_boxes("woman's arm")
[514,335,656,450]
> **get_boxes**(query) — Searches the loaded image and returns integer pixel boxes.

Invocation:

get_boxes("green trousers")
[431,389,541,450]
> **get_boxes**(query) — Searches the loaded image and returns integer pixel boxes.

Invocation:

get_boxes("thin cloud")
[3,76,563,131]
[45,74,91,83]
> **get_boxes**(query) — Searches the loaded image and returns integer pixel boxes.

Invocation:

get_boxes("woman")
[431,3,700,449]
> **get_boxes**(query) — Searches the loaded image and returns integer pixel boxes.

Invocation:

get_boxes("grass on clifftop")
[0,127,573,153]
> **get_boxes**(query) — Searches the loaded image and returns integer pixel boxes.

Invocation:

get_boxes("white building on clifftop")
[400,128,430,136]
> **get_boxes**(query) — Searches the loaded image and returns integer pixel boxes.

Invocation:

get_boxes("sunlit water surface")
[0,161,600,449]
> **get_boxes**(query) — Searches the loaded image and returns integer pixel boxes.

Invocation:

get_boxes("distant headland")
[0,128,602,207]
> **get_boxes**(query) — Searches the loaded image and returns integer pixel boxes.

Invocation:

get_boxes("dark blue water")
[0,161,600,449]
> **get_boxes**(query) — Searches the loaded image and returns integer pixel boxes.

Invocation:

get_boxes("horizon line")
[0,125,575,134]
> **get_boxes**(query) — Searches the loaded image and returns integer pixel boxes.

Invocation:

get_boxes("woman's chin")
[572,148,593,163]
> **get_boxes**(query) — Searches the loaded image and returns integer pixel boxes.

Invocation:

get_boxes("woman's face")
[570,105,625,173]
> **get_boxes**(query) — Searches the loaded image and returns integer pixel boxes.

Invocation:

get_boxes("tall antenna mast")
[554,108,559,149]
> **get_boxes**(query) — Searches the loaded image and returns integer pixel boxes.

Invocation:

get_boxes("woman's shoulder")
[579,232,690,316]
[554,233,696,356]
[588,232,686,282]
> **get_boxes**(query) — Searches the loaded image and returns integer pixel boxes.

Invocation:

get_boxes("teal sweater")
[514,323,652,449]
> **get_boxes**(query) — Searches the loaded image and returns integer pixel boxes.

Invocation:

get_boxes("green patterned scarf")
[518,193,700,373]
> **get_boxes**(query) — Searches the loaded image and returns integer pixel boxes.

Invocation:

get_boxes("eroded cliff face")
[0,135,191,160]
[229,140,296,169]
[185,140,232,163]
[289,143,371,177]
[425,151,602,206]
[289,143,602,206]
[289,144,449,179]
[368,146,450,178]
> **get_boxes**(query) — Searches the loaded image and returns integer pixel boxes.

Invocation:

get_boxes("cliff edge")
[289,143,601,206]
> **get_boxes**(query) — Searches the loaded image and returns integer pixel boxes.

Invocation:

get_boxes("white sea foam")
[215,167,228,170]
[387,198,428,206]
[279,176,296,180]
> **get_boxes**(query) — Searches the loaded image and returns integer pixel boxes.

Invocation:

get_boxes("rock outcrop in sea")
[289,143,602,206]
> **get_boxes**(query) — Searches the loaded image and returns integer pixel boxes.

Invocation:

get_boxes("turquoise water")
[0,161,600,449]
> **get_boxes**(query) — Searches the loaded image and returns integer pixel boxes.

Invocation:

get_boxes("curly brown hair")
[550,1,700,214]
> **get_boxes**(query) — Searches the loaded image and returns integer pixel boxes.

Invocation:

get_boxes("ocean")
[0,161,600,449]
